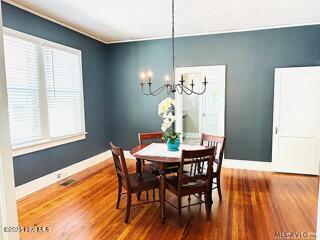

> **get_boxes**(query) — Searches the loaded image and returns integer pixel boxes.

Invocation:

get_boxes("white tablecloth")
[135,143,205,158]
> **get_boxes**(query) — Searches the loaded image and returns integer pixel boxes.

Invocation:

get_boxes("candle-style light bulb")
[147,70,153,78]
[140,71,146,84]
[164,74,170,85]
[146,70,153,85]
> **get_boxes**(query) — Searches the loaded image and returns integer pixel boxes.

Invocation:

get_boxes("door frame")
[272,66,320,175]
[0,2,20,239]
[175,65,226,138]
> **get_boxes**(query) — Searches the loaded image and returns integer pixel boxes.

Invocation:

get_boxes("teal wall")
[2,2,111,186]
[3,1,320,187]
[108,26,320,161]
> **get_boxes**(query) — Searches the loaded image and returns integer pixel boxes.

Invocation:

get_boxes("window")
[3,28,86,156]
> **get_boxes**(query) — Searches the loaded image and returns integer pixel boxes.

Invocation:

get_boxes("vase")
[167,138,180,152]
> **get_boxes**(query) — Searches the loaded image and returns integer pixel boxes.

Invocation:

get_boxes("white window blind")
[44,47,84,138]
[3,35,42,145]
[3,28,86,154]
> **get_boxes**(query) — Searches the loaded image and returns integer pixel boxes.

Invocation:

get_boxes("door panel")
[278,137,315,162]
[201,67,225,136]
[272,67,320,175]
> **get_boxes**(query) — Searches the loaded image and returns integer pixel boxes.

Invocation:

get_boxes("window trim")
[12,132,87,157]
[4,27,86,156]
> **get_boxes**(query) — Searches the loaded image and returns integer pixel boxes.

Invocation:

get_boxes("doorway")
[272,66,320,175]
[175,65,226,144]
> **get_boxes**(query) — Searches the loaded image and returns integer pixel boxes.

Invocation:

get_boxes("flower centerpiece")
[158,97,180,151]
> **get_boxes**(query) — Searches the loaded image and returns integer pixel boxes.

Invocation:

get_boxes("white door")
[200,66,226,136]
[272,66,320,175]
[175,65,226,137]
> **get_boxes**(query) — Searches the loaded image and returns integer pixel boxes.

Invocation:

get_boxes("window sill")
[12,133,87,157]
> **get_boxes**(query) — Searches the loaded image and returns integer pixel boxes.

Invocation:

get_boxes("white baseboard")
[123,151,271,171]
[185,132,200,138]
[124,150,135,159]
[15,150,112,200]
[223,159,271,171]
[15,150,271,200]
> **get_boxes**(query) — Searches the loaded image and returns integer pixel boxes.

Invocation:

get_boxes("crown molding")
[3,0,109,44]
[107,21,320,44]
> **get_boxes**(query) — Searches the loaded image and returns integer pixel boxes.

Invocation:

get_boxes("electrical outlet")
[57,173,62,179]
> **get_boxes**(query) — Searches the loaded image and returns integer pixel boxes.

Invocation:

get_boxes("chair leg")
[152,189,155,201]
[217,176,222,199]
[204,190,210,220]
[198,193,202,207]
[158,188,161,202]
[146,190,149,201]
[125,193,132,223]
[188,195,191,206]
[178,196,182,217]
[116,181,122,209]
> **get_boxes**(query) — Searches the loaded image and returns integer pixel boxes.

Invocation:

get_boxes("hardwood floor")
[17,158,319,240]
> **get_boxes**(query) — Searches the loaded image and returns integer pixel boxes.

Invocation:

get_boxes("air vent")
[60,179,77,186]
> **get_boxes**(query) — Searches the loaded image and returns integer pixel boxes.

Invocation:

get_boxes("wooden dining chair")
[200,133,226,199]
[138,132,179,176]
[138,132,163,168]
[165,147,216,220]
[110,142,159,223]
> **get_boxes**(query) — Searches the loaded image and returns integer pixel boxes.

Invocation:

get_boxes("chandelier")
[139,0,208,96]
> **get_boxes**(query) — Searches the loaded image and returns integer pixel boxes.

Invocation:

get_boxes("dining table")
[130,143,212,223]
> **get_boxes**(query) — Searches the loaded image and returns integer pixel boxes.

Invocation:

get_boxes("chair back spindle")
[200,133,226,175]
[138,132,164,145]
[178,148,216,193]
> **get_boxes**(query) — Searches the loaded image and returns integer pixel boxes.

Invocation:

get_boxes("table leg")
[136,158,142,177]
[159,163,166,224]
[208,168,214,208]
[136,158,142,200]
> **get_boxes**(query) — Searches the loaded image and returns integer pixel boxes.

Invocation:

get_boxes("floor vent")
[60,179,77,186]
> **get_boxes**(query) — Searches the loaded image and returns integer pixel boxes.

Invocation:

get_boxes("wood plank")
[17,159,319,240]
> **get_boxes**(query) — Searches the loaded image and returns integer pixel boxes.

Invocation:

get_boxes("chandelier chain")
[172,0,175,86]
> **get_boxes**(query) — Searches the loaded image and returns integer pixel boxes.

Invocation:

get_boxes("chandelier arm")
[141,84,165,96]
[141,84,154,96]
[171,84,177,94]
[182,90,193,96]
[175,84,181,94]
[177,84,193,94]
[178,83,208,95]
[181,85,194,95]
[190,84,208,95]
[166,84,173,95]
[149,84,167,96]
[175,84,184,95]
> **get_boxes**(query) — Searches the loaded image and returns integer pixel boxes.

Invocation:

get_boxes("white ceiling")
[5,0,320,43]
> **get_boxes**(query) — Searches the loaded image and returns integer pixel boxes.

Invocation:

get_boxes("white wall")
[0,2,19,239]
